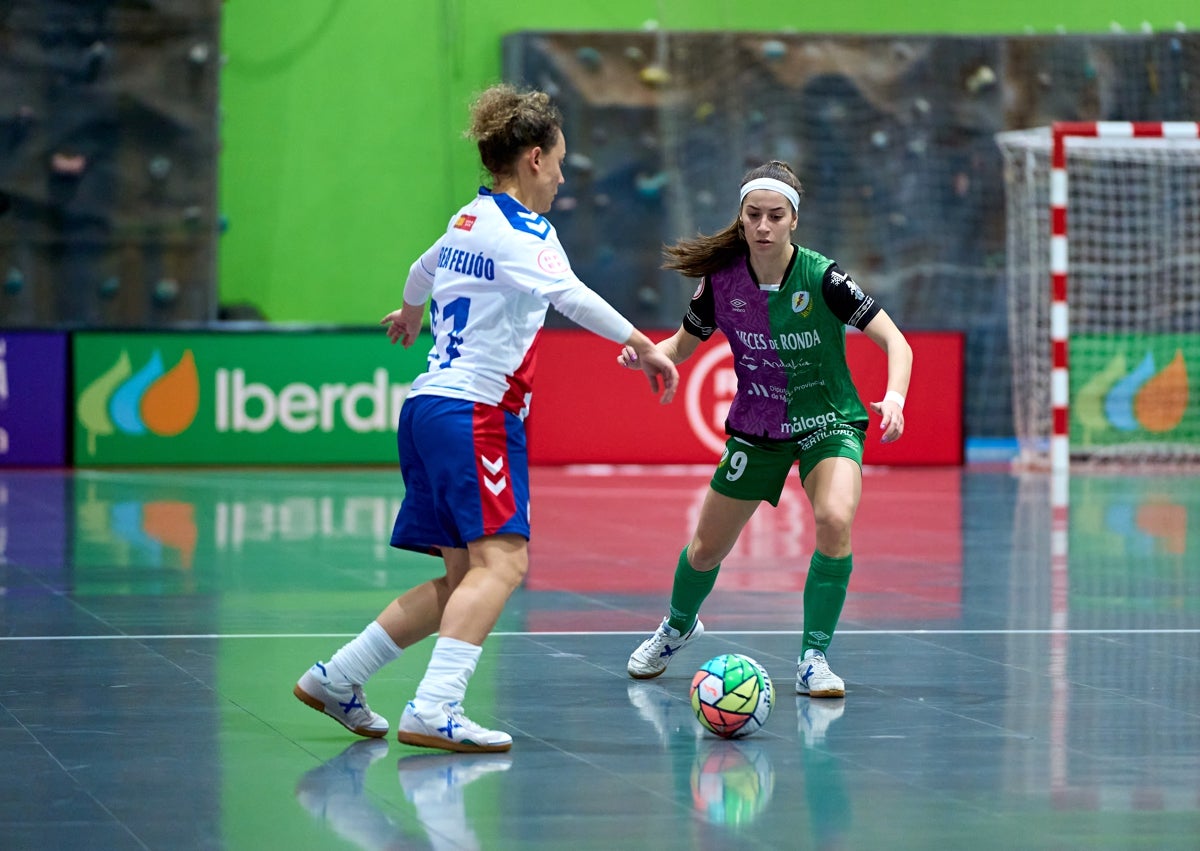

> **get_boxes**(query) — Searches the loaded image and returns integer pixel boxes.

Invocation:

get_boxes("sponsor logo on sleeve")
[831,268,865,301]
[537,248,569,275]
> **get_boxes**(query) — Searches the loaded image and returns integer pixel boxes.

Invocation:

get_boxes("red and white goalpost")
[1004,124,1200,818]
[999,121,1200,473]
[1048,121,1200,473]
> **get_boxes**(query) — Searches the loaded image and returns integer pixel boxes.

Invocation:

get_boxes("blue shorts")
[390,395,531,555]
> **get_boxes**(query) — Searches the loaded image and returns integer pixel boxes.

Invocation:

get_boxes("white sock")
[413,637,481,709]
[326,621,402,685]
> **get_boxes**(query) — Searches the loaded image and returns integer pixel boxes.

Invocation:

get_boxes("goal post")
[997,121,1200,471]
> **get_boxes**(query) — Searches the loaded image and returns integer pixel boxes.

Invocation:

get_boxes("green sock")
[801,551,853,656]
[666,546,719,633]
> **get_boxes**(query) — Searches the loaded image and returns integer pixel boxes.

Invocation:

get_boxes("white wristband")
[883,390,906,409]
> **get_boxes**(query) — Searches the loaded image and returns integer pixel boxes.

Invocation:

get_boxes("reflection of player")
[797,695,844,748]
[294,739,511,851]
[294,740,402,850]
[627,680,696,747]
[625,160,913,700]
[797,698,852,847]
[396,752,513,851]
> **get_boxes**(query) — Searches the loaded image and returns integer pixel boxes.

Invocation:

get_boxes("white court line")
[1,628,1197,641]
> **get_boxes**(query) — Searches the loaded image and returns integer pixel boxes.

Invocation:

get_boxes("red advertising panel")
[526,329,963,466]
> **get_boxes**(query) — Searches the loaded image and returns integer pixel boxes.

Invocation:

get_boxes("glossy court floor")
[1,463,1197,850]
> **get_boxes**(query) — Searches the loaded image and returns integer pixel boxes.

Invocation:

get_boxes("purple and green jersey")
[682,245,882,442]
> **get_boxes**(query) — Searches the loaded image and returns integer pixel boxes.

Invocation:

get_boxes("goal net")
[997,122,1200,470]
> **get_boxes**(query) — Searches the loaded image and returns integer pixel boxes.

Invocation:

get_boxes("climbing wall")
[0,0,221,326]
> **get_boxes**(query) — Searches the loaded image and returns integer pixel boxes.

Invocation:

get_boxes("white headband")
[739,177,800,211]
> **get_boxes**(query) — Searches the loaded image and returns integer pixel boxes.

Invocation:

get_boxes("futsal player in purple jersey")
[624,161,912,699]
[294,84,678,753]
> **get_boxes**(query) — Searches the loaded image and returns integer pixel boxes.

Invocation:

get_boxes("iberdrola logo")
[1076,348,1188,434]
[77,349,201,455]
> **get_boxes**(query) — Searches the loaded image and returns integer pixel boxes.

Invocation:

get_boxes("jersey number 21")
[429,297,470,368]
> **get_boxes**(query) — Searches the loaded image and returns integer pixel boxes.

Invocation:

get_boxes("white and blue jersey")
[402,187,632,420]
[392,188,632,554]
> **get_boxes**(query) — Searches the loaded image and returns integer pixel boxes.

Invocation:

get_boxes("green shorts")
[709,425,865,506]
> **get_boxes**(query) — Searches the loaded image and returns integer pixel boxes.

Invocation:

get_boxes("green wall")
[217,1,1195,324]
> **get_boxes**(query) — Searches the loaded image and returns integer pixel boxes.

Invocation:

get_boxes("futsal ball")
[690,653,773,739]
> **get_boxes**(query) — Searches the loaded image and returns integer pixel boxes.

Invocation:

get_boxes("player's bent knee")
[686,544,726,572]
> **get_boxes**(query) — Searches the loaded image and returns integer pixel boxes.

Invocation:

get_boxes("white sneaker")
[797,696,845,746]
[295,662,389,738]
[396,701,513,753]
[795,649,845,698]
[627,617,705,679]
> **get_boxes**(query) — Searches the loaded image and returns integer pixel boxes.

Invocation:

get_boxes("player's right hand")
[616,345,640,369]
[380,303,425,348]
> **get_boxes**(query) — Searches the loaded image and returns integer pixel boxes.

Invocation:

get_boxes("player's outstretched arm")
[863,309,913,444]
[616,326,698,369]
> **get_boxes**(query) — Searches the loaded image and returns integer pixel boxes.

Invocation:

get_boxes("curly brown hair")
[465,84,562,181]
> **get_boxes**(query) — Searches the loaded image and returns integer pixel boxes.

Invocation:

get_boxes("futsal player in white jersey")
[294,83,679,753]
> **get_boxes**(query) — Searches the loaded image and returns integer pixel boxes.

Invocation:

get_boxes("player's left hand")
[380,303,425,348]
[869,398,905,443]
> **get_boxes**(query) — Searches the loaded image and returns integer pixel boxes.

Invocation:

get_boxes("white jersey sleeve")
[403,239,441,306]
[545,284,633,343]
[486,210,633,343]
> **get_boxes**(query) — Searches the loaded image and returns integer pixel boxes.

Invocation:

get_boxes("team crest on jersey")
[537,248,569,275]
[831,268,865,301]
[454,214,477,231]
[791,291,813,316]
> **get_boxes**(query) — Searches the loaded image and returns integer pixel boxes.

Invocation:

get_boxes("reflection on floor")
[1,465,1197,850]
